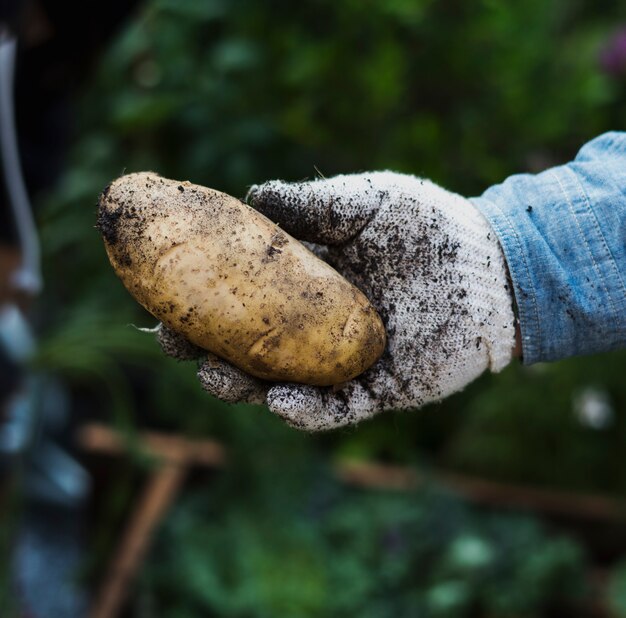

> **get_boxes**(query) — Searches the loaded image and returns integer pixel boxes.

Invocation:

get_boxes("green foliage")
[142,477,587,617]
[32,0,626,613]
[610,560,626,617]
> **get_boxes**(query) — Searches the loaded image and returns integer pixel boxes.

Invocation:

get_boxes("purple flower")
[599,28,626,76]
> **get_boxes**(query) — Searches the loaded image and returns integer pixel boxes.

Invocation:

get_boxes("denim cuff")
[470,132,626,364]
[470,193,543,364]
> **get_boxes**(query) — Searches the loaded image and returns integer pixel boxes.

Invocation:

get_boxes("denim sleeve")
[470,131,626,364]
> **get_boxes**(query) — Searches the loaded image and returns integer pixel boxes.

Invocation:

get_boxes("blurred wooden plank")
[80,423,626,524]
[78,423,226,467]
[79,423,225,618]
[438,469,626,522]
[90,464,186,618]
[336,460,420,490]
[337,460,626,522]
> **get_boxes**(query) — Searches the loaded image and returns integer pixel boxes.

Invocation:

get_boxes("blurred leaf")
[610,561,626,617]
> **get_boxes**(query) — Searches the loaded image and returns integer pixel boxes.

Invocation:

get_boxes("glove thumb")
[246,173,387,245]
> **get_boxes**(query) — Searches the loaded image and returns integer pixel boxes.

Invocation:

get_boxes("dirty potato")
[96,172,386,386]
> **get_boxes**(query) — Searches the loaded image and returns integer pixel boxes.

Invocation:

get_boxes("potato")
[96,172,386,385]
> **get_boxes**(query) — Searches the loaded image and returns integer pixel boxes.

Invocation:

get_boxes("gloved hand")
[158,172,517,431]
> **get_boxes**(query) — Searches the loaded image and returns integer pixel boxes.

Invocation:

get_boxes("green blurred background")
[14,0,626,615]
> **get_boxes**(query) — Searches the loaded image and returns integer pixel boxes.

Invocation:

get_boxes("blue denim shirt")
[471,132,626,364]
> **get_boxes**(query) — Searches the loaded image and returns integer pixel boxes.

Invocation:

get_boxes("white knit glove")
[158,172,516,431]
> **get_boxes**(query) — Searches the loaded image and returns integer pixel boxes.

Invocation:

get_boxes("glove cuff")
[444,191,516,373]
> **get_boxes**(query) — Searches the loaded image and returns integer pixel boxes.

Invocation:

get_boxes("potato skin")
[97,172,386,385]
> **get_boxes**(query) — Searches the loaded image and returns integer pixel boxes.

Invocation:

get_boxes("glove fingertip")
[246,180,300,228]
[245,180,284,210]
[267,381,381,431]
[198,356,266,405]
[157,324,204,360]
[266,384,333,432]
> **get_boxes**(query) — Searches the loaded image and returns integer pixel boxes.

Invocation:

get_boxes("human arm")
[160,132,626,430]
[471,131,626,363]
